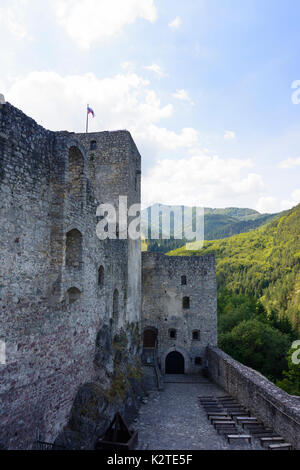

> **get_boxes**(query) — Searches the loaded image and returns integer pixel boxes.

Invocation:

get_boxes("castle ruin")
[0,100,299,450]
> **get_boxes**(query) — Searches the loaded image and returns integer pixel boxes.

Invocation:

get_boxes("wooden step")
[252,432,278,438]
[236,417,259,424]
[200,399,218,402]
[214,421,236,429]
[260,437,284,447]
[224,408,247,412]
[203,405,223,408]
[207,413,230,420]
[204,408,223,412]
[251,432,277,437]
[200,401,218,403]
[219,400,238,403]
[243,425,265,431]
[209,413,230,417]
[217,429,240,435]
[219,398,237,401]
[222,404,243,407]
[210,417,232,423]
[230,411,250,417]
[220,403,239,407]
[216,426,239,432]
[202,405,220,408]
[226,434,252,444]
[242,423,264,428]
[223,405,244,409]
[269,443,292,450]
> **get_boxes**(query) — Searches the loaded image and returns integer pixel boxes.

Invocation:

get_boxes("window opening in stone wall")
[66,229,83,268]
[169,329,177,339]
[98,265,104,287]
[183,296,190,309]
[68,146,84,198]
[67,287,81,305]
[192,330,200,340]
[90,140,97,150]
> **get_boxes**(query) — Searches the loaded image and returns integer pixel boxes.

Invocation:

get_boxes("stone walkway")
[134,375,264,450]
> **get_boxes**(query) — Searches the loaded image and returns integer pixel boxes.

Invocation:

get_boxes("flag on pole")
[86,104,95,133]
[87,106,95,118]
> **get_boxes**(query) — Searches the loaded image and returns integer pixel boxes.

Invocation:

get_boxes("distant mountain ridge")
[141,204,281,252]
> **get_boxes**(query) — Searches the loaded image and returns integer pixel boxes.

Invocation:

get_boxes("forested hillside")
[167,204,300,393]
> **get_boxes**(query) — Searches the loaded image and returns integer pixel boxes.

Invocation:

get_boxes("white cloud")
[256,189,300,213]
[5,69,200,161]
[172,89,194,105]
[7,69,201,174]
[121,61,135,71]
[54,0,157,49]
[256,197,278,214]
[0,0,31,40]
[142,154,263,207]
[224,130,236,140]
[168,16,182,29]
[278,157,300,168]
[5,69,268,210]
[6,70,172,133]
[143,64,167,78]
[291,189,300,203]
[138,125,199,151]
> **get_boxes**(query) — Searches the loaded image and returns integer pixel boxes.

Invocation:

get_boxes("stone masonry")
[141,252,217,374]
[0,101,142,449]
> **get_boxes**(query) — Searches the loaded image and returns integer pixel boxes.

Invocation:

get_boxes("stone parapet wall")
[207,346,300,449]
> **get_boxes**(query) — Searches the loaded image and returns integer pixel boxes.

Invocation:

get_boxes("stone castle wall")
[76,131,141,325]
[207,346,300,450]
[0,102,142,449]
[142,252,217,374]
[2,100,298,450]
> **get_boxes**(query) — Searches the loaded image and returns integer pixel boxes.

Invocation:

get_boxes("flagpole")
[86,104,89,133]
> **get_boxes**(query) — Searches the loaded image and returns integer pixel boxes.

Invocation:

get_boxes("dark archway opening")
[142,328,158,365]
[165,351,184,374]
[143,329,157,348]
[67,287,81,305]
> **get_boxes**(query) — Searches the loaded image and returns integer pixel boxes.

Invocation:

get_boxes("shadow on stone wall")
[54,323,147,450]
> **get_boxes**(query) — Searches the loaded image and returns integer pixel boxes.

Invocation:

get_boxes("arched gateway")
[143,328,157,348]
[165,351,185,374]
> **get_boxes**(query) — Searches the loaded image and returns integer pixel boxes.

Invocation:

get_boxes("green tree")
[219,319,290,381]
[276,342,300,396]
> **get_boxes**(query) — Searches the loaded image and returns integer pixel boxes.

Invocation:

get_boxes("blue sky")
[1,0,300,211]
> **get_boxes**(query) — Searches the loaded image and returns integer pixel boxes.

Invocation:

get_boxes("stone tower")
[0,102,142,449]
[141,252,217,374]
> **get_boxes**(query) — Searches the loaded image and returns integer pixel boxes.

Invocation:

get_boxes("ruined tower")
[141,252,217,374]
[0,101,142,449]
